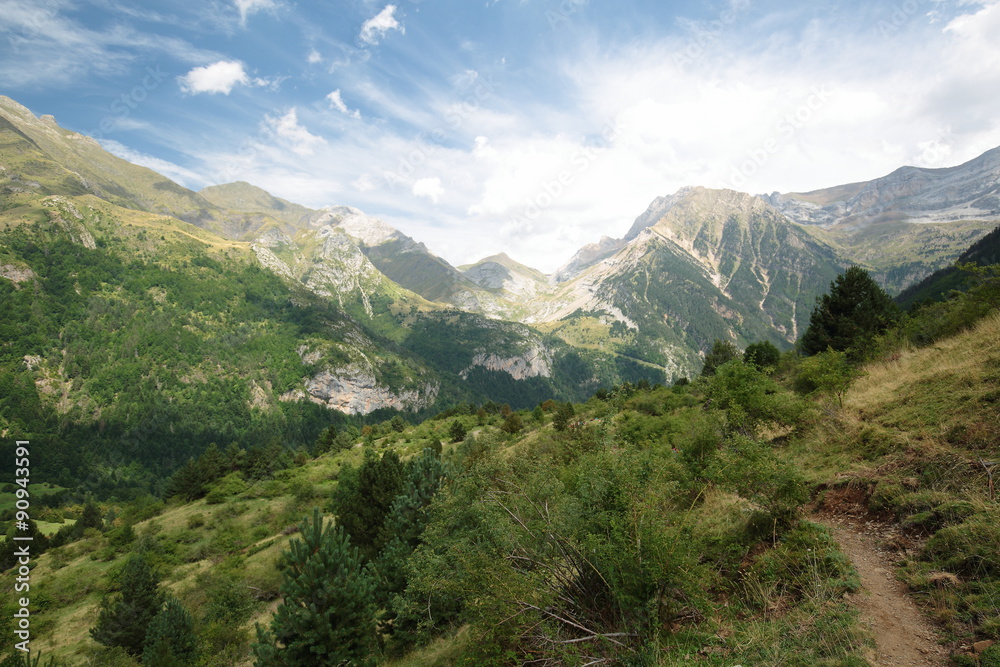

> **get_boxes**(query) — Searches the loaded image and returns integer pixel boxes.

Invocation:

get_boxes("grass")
[785,311,1000,657]
[0,482,67,513]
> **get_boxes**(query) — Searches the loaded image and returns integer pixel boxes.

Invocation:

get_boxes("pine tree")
[166,457,205,500]
[332,449,407,560]
[90,554,163,655]
[373,449,450,614]
[252,508,376,666]
[142,597,198,667]
[800,266,900,358]
[77,499,103,530]
[449,419,467,443]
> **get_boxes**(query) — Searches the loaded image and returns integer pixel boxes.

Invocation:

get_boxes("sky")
[2,0,1000,272]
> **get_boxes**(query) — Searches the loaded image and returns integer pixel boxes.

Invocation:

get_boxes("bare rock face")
[0,263,35,286]
[302,365,439,415]
[43,196,96,249]
[770,146,1000,228]
[552,236,627,284]
[460,342,553,380]
[250,244,295,281]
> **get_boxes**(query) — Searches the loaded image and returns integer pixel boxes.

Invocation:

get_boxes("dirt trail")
[818,514,948,666]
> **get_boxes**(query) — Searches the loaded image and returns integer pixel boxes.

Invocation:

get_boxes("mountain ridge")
[4,94,1000,382]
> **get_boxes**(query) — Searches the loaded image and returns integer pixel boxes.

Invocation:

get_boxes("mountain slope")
[199,180,314,228]
[770,146,1000,228]
[895,223,1000,308]
[531,188,844,377]
[765,147,1000,291]
[0,96,295,241]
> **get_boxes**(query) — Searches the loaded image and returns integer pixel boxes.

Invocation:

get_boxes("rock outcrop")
[460,342,553,381]
[300,366,439,415]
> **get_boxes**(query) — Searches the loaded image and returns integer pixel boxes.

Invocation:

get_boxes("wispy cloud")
[359,5,404,45]
[267,108,326,156]
[234,0,277,24]
[327,90,361,119]
[100,139,205,188]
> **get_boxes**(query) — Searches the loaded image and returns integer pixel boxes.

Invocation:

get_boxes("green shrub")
[205,473,248,505]
[923,513,1000,577]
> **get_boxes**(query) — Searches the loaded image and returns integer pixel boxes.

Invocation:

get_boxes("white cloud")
[178,60,249,95]
[307,49,322,64]
[0,1,220,88]
[267,108,327,156]
[327,90,361,119]
[412,177,445,203]
[179,2,1000,274]
[234,0,276,23]
[360,5,404,45]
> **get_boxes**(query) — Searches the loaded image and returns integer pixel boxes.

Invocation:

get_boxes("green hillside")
[896,224,1000,308]
[3,269,997,665]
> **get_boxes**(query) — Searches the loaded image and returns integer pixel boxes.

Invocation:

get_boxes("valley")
[1,93,999,666]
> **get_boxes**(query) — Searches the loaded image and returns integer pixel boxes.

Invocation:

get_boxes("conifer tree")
[142,597,198,667]
[90,553,163,655]
[252,508,376,666]
[373,449,450,613]
[332,449,407,560]
[449,419,467,443]
[77,499,104,530]
[800,266,900,358]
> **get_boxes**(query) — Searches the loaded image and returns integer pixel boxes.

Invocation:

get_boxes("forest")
[2,255,998,666]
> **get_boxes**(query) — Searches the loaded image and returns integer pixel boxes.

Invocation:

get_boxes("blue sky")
[3,0,1000,271]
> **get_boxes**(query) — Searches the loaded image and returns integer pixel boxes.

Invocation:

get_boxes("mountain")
[527,187,844,376]
[6,92,1000,424]
[303,205,486,306]
[0,96,311,241]
[895,223,1000,308]
[770,146,1000,228]
[765,148,1000,291]
[199,180,314,228]
[1,98,642,499]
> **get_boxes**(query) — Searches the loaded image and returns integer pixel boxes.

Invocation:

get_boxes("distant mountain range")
[3,94,999,416]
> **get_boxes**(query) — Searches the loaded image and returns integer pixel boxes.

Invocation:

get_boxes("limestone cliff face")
[43,196,96,249]
[770,146,1000,228]
[0,263,35,285]
[460,342,553,380]
[250,243,296,281]
[295,365,438,415]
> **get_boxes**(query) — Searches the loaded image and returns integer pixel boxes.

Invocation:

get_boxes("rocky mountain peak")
[309,206,404,247]
[552,235,627,284]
